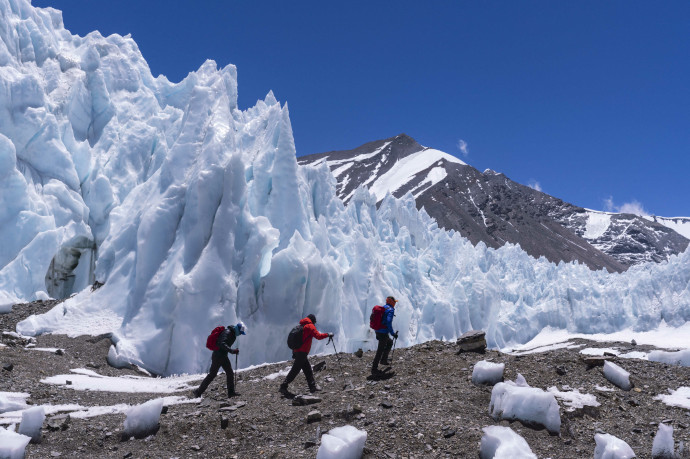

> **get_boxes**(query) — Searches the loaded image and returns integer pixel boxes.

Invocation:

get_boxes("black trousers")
[283,352,315,388]
[372,332,393,370]
[197,351,234,396]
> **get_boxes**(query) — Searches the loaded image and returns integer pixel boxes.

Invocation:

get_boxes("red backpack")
[369,305,385,330]
[206,326,226,351]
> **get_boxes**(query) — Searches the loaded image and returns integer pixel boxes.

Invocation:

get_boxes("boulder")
[456,330,487,353]
[292,395,322,406]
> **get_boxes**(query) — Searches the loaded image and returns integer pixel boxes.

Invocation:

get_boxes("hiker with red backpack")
[279,314,333,395]
[193,322,246,398]
[371,296,398,375]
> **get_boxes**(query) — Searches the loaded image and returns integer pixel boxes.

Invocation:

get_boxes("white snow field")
[2,0,690,376]
[594,433,636,459]
[489,374,561,434]
[479,426,537,459]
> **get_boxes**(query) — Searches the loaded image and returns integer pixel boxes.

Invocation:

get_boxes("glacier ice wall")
[2,0,690,375]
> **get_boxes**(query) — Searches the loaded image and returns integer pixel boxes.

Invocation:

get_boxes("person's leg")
[381,335,393,365]
[372,332,386,373]
[195,352,222,396]
[280,352,302,393]
[301,354,319,392]
[218,353,236,396]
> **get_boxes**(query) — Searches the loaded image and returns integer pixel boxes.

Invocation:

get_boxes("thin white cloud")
[528,180,542,192]
[603,196,649,216]
[456,139,469,157]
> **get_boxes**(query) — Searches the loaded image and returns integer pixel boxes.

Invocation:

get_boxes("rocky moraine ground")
[2,300,690,458]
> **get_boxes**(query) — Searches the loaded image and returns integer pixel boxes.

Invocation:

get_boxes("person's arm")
[386,308,396,336]
[219,329,238,353]
[313,326,330,341]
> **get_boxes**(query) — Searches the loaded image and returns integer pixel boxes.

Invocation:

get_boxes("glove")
[328,333,334,339]
[231,349,239,355]
[393,332,399,339]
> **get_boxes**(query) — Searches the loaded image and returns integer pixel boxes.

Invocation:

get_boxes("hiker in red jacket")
[280,314,333,394]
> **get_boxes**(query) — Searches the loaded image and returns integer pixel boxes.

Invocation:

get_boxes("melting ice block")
[316,425,367,459]
[472,360,505,386]
[479,425,537,459]
[594,433,636,459]
[652,423,676,458]
[123,398,164,439]
[0,427,31,459]
[603,361,632,391]
[18,406,45,443]
[649,349,690,367]
[489,374,561,434]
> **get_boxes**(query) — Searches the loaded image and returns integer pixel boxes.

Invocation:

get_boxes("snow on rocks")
[603,361,633,391]
[489,374,561,434]
[547,386,600,414]
[594,433,636,459]
[316,425,367,459]
[41,368,200,393]
[472,360,505,385]
[17,406,44,443]
[652,423,677,459]
[0,392,29,414]
[0,427,31,459]
[122,398,164,439]
[479,425,537,459]
[649,349,690,367]
[655,387,690,410]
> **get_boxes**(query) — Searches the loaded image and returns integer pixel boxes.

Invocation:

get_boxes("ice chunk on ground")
[649,349,690,367]
[652,423,677,459]
[594,433,636,459]
[0,393,29,414]
[489,375,561,434]
[122,398,164,439]
[603,361,632,391]
[316,425,367,459]
[17,406,44,443]
[472,360,505,385]
[0,427,31,459]
[479,425,537,459]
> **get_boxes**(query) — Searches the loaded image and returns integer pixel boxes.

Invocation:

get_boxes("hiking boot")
[279,383,290,395]
[228,391,241,398]
[309,384,322,393]
[380,359,391,366]
[191,389,201,398]
[371,368,384,375]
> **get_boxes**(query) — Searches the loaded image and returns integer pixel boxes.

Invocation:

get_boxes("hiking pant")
[372,332,393,371]
[283,352,316,388]
[197,351,234,396]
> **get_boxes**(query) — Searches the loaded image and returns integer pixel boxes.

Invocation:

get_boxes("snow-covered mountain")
[299,134,689,272]
[2,0,690,377]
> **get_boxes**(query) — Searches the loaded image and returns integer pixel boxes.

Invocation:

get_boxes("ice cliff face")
[3,0,690,376]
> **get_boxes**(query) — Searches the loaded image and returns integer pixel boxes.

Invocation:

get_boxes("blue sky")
[35,1,690,217]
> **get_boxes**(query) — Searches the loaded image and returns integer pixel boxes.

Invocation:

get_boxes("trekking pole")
[328,336,353,389]
[234,350,238,392]
[391,336,397,361]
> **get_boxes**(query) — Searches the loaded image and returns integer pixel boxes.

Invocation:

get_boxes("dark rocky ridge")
[2,301,690,458]
[299,134,689,273]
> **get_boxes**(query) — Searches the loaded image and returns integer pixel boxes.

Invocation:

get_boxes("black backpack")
[287,324,304,350]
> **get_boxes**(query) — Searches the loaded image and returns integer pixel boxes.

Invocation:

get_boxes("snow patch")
[479,426,537,459]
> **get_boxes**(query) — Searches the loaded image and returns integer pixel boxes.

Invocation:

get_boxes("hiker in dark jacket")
[280,314,333,394]
[372,296,398,375]
[193,322,246,398]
